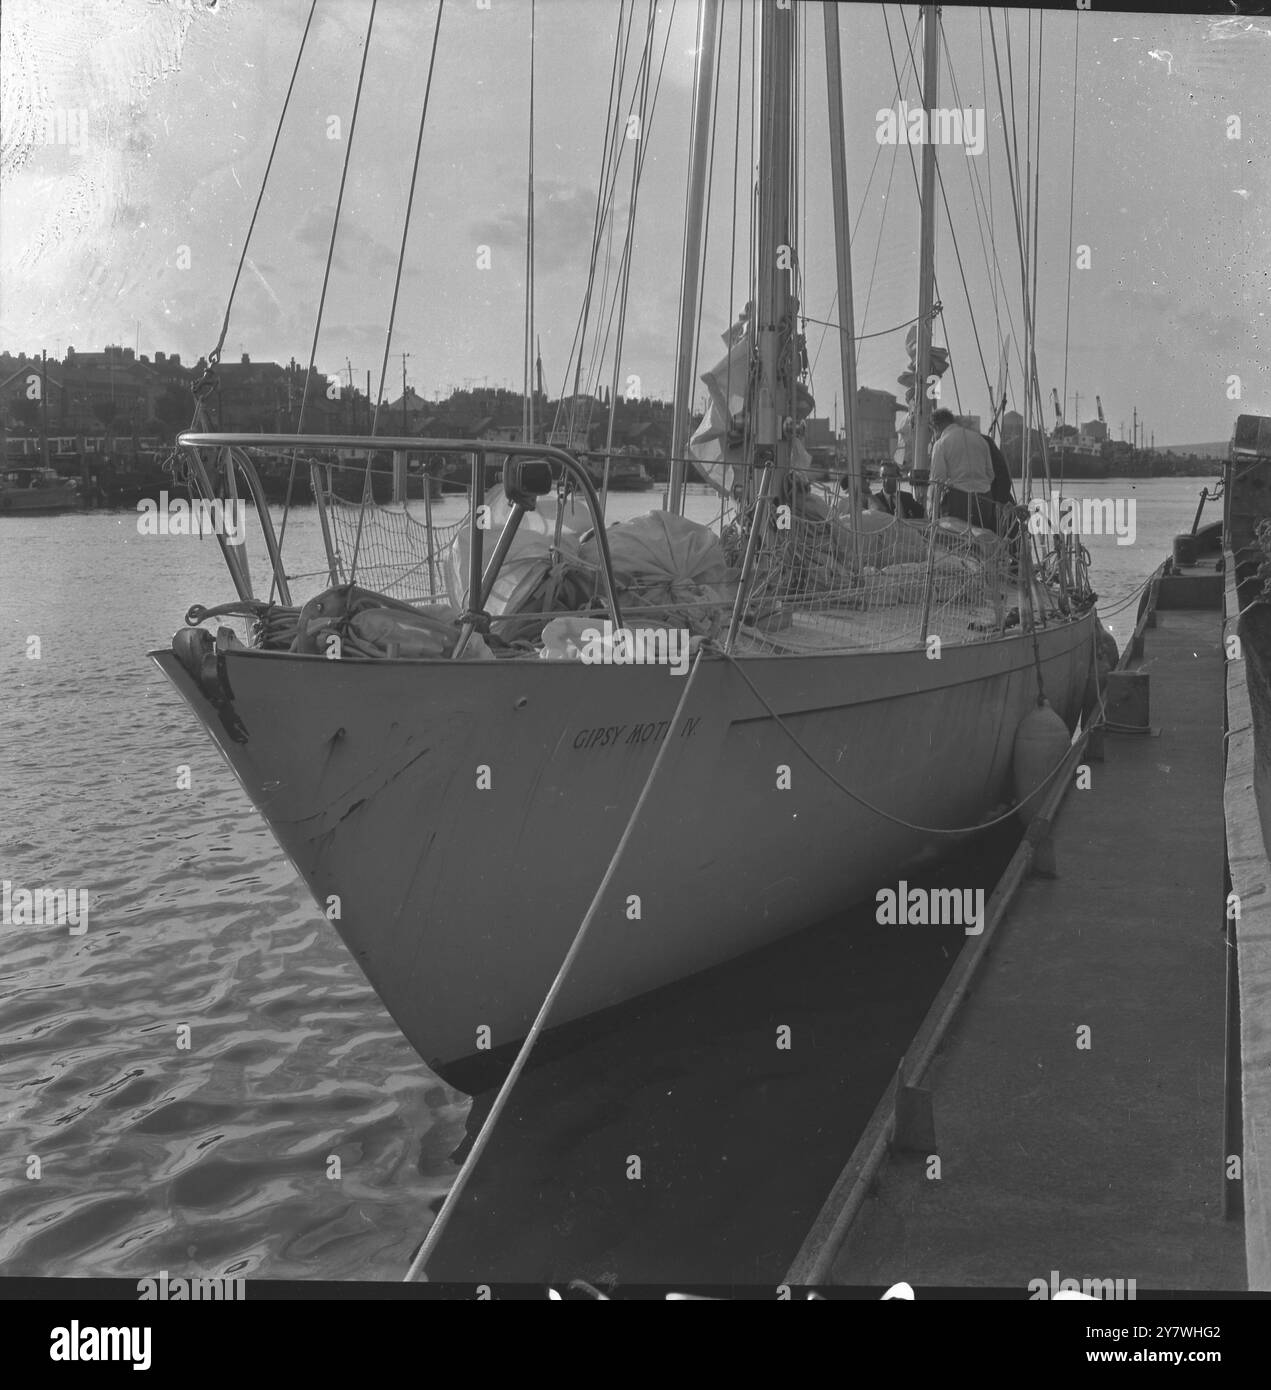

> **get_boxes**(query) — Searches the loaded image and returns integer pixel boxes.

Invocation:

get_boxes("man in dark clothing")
[983,432,1014,505]
[877,462,925,518]
[853,462,925,519]
[981,430,1022,558]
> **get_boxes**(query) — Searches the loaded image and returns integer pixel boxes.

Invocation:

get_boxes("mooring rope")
[716,642,1083,835]
[403,648,707,1281]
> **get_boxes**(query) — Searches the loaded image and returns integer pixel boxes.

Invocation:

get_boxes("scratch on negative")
[297,745,434,827]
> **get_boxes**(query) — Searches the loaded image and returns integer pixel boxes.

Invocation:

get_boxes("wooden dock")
[789,553,1249,1291]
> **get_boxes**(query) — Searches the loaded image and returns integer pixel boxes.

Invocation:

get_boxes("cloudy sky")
[1,0,1267,444]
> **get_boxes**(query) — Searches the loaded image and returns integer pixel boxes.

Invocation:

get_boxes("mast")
[40,349,50,471]
[401,351,411,436]
[823,1,863,518]
[754,0,796,476]
[912,5,939,480]
[724,0,796,651]
[668,0,720,514]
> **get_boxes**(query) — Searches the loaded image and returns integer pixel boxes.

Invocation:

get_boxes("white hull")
[153,615,1095,1088]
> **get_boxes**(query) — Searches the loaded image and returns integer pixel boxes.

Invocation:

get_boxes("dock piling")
[1026,815,1057,878]
[893,1074,937,1154]
[1106,669,1151,732]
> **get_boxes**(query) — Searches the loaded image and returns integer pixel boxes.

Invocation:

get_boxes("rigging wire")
[281,0,379,596]
[200,0,314,595]
[976,8,1002,353]
[679,0,730,502]
[1025,9,1033,281]
[204,0,318,374]
[580,2,653,420]
[590,0,677,406]
[594,0,679,444]
[350,1,447,585]
[853,132,901,374]
[367,0,446,439]
[892,4,963,415]
[1060,11,1081,483]
[587,0,679,530]
[988,8,1038,492]
[808,5,896,395]
[886,5,972,417]
[806,19,917,382]
[552,0,634,435]
[940,16,1023,392]
[1029,12,1053,495]
[932,146,993,406]
[803,307,939,342]
[553,0,626,434]
[295,0,379,441]
[581,3,660,411]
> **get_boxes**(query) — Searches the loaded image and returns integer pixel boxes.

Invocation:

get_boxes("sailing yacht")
[152,2,1098,1090]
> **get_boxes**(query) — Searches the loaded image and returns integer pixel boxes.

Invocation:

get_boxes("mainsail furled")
[689,308,753,496]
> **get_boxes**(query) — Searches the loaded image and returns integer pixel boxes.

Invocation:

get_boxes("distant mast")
[912,5,939,480]
[823,1,863,518]
[668,0,721,514]
[40,349,50,470]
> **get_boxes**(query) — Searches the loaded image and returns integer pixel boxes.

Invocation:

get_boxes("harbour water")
[0,476,1219,1281]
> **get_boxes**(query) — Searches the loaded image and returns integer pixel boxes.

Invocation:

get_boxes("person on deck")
[930,408,995,529]
[866,462,925,519]
[982,429,1021,557]
[983,431,1014,507]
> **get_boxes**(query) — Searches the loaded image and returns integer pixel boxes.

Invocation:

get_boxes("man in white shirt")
[929,408,996,529]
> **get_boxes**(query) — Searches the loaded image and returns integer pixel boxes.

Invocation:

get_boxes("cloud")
[292,205,400,274]
[1121,287,1249,345]
[469,179,601,273]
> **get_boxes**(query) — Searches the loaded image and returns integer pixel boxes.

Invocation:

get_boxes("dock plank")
[826,607,1245,1291]
[1224,565,1271,1290]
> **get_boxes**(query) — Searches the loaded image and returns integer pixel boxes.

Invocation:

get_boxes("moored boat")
[151,1,1102,1091]
[0,464,81,514]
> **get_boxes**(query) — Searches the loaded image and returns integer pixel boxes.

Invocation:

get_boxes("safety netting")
[315,479,463,603]
[307,472,1019,656]
[717,492,1015,654]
